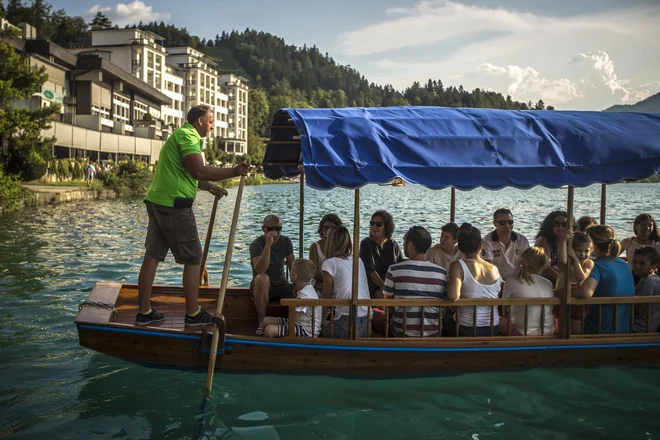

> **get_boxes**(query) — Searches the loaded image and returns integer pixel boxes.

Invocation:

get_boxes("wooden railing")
[280,296,660,341]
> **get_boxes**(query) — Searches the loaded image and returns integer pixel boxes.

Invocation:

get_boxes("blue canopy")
[263,107,660,190]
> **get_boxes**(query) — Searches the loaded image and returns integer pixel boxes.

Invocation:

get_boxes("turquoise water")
[1,183,659,439]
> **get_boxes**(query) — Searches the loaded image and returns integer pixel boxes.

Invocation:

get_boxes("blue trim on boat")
[78,324,201,341]
[225,338,660,353]
[78,324,660,353]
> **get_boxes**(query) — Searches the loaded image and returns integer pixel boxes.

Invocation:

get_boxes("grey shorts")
[144,200,202,265]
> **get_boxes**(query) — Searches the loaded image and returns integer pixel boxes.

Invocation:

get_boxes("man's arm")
[183,153,249,181]
[198,180,228,198]
[285,253,295,274]
[447,261,463,302]
[252,233,276,275]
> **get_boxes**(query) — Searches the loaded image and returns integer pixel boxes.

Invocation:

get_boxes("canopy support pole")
[600,184,606,225]
[350,189,360,340]
[299,168,305,258]
[450,188,456,223]
[561,185,575,339]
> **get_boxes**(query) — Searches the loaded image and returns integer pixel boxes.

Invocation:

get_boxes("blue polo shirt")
[584,257,635,334]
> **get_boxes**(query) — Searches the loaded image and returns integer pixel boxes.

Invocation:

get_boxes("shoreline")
[11,177,296,212]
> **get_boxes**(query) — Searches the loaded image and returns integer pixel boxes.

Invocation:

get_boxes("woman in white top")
[446,223,502,337]
[321,225,371,339]
[500,246,555,336]
[309,214,342,293]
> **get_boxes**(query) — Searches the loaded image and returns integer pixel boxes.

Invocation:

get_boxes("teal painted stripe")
[225,338,660,353]
[78,325,660,354]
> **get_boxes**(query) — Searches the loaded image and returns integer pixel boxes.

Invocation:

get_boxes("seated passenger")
[322,225,371,338]
[482,209,530,281]
[632,247,660,333]
[359,210,404,298]
[308,214,342,294]
[571,225,634,334]
[262,258,322,338]
[557,232,595,334]
[577,216,598,233]
[535,210,574,283]
[500,247,555,336]
[426,222,463,271]
[375,226,448,337]
[250,215,295,331]
[619,214,660,273]
[445,223,503,337]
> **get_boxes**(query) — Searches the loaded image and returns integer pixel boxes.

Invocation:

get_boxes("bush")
[0,170,36,213]
[246,174,264,186]
[99,159,153,196]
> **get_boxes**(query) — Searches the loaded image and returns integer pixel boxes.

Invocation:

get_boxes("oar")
[205,175,245,394]
[199,194,221,287]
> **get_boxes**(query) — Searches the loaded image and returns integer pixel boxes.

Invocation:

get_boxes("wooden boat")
[76,107,660,376]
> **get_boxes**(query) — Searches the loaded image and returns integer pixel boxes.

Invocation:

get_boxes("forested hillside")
[5,1,551,163]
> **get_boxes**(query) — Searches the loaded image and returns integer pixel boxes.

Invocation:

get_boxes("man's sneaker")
[185,308,213,327]
[135,309,166,326]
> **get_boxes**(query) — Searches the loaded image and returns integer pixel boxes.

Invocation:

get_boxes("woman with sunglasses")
[359,210,405,298]
[535,210,575,283]
[308,213,343,293]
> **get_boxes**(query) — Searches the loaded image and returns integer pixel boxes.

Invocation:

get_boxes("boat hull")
[75,283,660,376]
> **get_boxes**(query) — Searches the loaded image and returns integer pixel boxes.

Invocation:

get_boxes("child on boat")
[557,232,595,334]
[632,247,660,333]
[619,214,660,280]
[261,258,322,338]
[500,246,555,336]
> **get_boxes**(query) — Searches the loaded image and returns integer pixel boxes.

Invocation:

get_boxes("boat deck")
[78,283,285,336]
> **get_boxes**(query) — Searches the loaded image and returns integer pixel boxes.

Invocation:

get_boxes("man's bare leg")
[138,256,160,313]
[252,274,270,325]
[183,264,201,315]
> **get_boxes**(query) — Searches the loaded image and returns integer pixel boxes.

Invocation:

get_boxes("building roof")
[76,55,172,105]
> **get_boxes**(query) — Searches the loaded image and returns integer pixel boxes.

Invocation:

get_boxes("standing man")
[481,208,530,281]
[250,215,295,330]
[136,104,250,326]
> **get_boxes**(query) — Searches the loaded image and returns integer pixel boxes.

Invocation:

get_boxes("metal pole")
[600,184,606,225]
[350,189,360,340]
[298,168,305,258]
[450,187,456,223]
[562,185,575,339]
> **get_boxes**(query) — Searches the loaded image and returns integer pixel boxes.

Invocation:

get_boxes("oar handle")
[199,195,220,286]
[205,176,245,393]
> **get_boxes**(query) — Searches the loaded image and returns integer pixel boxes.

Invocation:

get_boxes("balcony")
[42,121,164,163]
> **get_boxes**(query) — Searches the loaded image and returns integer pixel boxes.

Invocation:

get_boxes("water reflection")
[1,183,660,439]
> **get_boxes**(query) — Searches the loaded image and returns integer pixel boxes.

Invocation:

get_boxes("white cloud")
[336,1,660,109]
[477,63,580,103]
[84,1,170,27]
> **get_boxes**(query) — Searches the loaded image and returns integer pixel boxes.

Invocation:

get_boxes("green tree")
[0,30,57,181]
[248,87,270,137]
[89,11,112,30]
[51,10,88,47]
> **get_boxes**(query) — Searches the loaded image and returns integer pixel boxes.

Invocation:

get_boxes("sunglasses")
[265,226,282,232]
[496,220,514,226]
[554,221,568,228]
[370,221,384,227]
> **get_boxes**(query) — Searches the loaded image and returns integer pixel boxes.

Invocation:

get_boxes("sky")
[41,0,660,110]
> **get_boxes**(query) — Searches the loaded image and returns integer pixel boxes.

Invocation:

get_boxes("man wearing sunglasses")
[481,208,530,280]
[250,214,295,329]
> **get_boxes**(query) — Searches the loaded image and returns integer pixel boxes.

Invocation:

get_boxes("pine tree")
[89,11,112,30]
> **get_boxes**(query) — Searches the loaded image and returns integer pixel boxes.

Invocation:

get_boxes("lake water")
[1,183,659,439]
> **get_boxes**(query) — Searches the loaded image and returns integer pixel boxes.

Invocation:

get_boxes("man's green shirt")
[145,122,202,207]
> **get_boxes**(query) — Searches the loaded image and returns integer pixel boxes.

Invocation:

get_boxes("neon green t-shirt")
[145,122,202,207]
